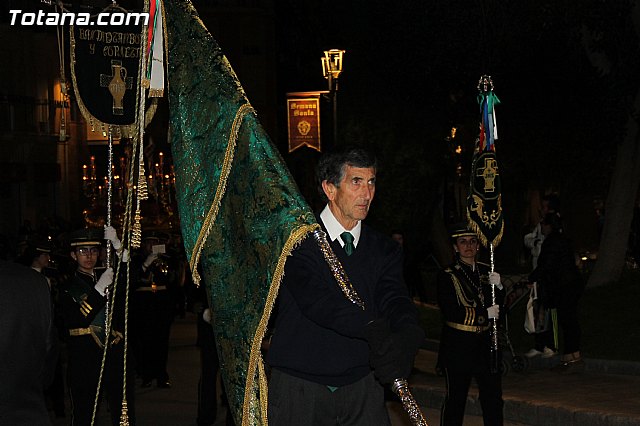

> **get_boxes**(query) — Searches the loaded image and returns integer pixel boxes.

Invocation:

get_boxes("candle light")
[90,156,96,181]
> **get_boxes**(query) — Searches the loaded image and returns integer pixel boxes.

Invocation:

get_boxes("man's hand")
[366,320,400,384]
[95,267,114,296]
[143,253,158,271]
[104,225,122,251]
[487,304,500,320]
[489,272,503,290]
[365,319,424,384]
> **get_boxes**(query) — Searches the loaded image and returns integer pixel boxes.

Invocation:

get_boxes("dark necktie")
[340,231,355,256]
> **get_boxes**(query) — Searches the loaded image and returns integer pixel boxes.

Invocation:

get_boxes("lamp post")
[321,49,345,147]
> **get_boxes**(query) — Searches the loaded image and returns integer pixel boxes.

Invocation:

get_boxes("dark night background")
[265,0,639,271]
[3,0,639,279]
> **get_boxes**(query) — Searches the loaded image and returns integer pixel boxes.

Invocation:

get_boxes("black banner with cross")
[70,11,143,127]
[468,149,503,247]
[466,77,504,249]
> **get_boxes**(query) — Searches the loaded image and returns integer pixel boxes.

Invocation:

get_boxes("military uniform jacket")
[59,270,108,349]
[436,261,504,370]
[131,253,176,318]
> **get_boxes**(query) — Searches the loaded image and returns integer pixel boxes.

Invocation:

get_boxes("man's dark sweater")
[267,223,418,386]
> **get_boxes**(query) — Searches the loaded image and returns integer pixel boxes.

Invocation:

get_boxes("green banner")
[165,1,318,424]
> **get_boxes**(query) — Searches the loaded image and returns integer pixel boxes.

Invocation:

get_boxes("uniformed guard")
[16,238,52,280]
[59,227,135,426]
[436,223,505,426]
[131,230,177,388]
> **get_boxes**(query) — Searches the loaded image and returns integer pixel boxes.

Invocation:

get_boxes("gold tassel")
[138,163,148,201]
[131,208,142,249]
[132,133,146,250]
[119,400,130,426]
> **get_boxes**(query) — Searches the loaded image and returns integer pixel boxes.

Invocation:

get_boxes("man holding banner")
[266,147,424,425]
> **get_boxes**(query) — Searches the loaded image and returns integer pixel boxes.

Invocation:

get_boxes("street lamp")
[321,49,345,147]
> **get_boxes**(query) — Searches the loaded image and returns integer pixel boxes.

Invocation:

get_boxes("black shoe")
[141,380,153,388]
[157,380,172,388]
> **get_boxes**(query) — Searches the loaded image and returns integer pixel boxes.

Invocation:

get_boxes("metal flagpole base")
[391,378,429,425]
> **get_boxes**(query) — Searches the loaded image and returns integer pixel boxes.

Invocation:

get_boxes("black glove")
[365,319,397,384]
[394,323,425,374]
[365,319,425,384]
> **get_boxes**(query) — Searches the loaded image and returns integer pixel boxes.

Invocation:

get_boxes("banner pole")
[490,242,499,373]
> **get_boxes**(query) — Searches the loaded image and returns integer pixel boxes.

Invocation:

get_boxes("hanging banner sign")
[287,95,321,153]
[70,8,144,128]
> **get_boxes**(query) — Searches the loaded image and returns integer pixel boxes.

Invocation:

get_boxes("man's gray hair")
[316,146,377,200]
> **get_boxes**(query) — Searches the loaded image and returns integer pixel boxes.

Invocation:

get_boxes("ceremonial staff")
[467,75,504,373]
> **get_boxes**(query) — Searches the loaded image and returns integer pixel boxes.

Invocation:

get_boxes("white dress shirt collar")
[320,204,362,248]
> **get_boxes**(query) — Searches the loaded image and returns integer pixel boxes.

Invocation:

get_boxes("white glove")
[489,272,503,290]
[143,253,158,270]
[104,225,122,251]
[120,249,130,263]
[487,304,500,320]
[95,267,114,296]
[202,308,212,324]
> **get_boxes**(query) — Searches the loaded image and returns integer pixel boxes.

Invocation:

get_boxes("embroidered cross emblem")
[476,157,498,192]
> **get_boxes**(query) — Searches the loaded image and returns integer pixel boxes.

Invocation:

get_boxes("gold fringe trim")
[466,210,504,249]
[189,103,254,285]
[258,360,268,426]
[241,223,319,426]
[69,14,157,137]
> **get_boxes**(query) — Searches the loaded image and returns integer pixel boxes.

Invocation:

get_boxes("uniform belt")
[136,284,167,292]
[69,325,103,348]
[446,321,489,333]
[69,327,93,336]
[68,326,122,347]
